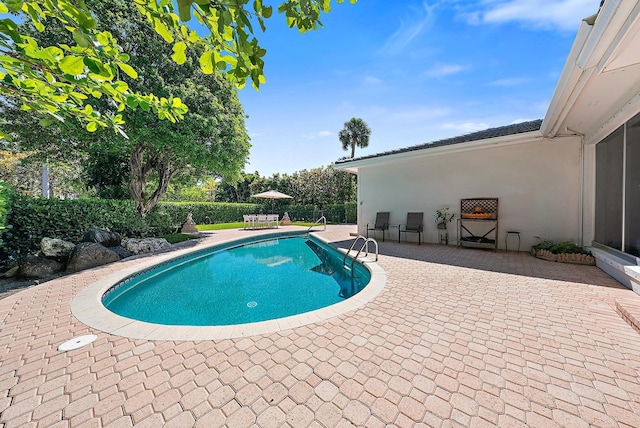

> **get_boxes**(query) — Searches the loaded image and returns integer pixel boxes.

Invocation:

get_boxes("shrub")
[533,240,590,255]
[2,195,173,258]
[1,196,358,258]
[159,202,261,225]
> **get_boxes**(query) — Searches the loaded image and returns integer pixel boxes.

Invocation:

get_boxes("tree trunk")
[129,144,176,217]
[351,144,355,159]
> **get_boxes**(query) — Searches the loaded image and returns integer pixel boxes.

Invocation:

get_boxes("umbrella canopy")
[252,190,293,199]
[252,190,293,214]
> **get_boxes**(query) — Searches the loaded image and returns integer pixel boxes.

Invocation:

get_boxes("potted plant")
[434,208,455,229]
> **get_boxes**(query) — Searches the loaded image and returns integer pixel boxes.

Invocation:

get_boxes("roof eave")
[332,130,543,173]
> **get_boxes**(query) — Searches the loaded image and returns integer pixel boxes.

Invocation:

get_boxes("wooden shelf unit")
[457,198,499,250]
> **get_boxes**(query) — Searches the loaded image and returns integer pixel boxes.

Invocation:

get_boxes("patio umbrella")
[252,190,293,213]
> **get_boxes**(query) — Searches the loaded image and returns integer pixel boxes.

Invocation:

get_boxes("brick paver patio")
[2,225,640,427]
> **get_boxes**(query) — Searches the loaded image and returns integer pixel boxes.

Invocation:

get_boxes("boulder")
[3,265,19,278]
[82,227,121,247]
[40,237,76,259]
[67,242,120,272]
[122,238,171,255]
[108,246,132,260]
[18,255,63,279]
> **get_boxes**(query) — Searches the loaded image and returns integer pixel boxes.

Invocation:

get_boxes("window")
[595,127,623,250]
[594,111,640,256]
[625,114,640,256]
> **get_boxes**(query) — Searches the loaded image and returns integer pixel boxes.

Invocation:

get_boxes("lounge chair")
[367,212,390,242]
[399,212,424,245]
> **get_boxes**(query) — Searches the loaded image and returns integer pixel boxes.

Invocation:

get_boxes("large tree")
[2,0,251,216]
[339,117,371,159]
[0,0,356,137]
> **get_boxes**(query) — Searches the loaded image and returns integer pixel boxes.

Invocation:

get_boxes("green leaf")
[153,19,174,43]
[6,0,22,12]
[177,0,193,21]
[72,28,92,48]
[171,41,187,64]
[39,117,55,127]
[0,3,8,13]
[117,62,138,79]
[83,57,102,74]
[59,55,85,75]
[86,122,98,132]
[199,50,214,74]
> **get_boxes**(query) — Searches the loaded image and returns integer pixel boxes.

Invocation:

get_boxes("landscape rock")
[122,238,171,255]
[40,237,76,259]
[67,242,120,272]
[108,246,132,260]
[82,227,122,247]
[18,255,63,278]
[3,266,19,278]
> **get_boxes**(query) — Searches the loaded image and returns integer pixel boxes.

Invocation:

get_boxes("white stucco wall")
[355,136,583,250]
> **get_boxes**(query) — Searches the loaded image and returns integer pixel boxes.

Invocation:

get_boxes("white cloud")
[363,76,383,85]
[425,63,468,77]
[464,0,596,32]
[484,77,529,87]
[441,122,490,133]
[303,130,332,140]
[379,2,436,55]
[509,118,535,124]
[390,106,452,122]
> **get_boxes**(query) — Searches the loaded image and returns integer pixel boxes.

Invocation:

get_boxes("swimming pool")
[71,229,386,340]
[102,235,370,326]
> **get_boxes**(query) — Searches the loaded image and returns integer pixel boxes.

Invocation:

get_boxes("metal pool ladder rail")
[307,216,327,231]
[343,235,379,269]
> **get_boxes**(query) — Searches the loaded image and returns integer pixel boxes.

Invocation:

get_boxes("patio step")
[615,300,640,335]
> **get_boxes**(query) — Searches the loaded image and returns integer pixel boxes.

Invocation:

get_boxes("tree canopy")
[0,0,356,138]
[339,117,371,158]
[2,0,252,216]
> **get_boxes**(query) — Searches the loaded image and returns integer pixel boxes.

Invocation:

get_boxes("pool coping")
[71,229,386,341]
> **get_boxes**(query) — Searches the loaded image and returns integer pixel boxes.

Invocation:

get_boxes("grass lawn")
[161,233,201,244]
[162,222,323,243]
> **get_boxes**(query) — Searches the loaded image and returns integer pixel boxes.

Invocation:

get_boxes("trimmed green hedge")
[159,201,261,225]
[159,202,357,225]
[2,196,358,258]
[3,195,173,258]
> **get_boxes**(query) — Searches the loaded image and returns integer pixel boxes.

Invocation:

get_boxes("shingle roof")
[334,119,543,165]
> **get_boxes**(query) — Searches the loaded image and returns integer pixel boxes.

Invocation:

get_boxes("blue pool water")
[103,235,371,326]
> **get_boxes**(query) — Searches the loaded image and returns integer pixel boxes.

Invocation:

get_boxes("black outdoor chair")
[399,212,424,245]
[367,212,390,242]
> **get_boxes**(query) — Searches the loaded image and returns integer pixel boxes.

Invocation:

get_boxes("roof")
[334,119,543,165]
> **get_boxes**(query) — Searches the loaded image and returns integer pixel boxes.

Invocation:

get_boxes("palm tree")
[339,118,372,159]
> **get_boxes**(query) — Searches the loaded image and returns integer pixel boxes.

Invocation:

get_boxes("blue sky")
[238,0,599,177]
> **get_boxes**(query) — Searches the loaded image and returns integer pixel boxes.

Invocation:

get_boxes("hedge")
[2,196,358,259]
[2,195,173,258]
[159,201,261,225]
[159,202,357,225]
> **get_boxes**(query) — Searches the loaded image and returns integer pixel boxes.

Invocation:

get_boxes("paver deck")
[2,224,640,427]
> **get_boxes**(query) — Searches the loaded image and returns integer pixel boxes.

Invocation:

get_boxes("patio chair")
[243,215,252,230]
[399,212,424,245]
[256,214,268,229]
[267,214,279,228]
[367,212,390,242]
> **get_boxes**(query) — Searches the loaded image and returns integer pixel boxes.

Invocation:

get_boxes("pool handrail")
[307,216,327,231]
[343,235,378,267]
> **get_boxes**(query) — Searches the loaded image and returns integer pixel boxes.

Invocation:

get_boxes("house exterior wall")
[356,136,583,250]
